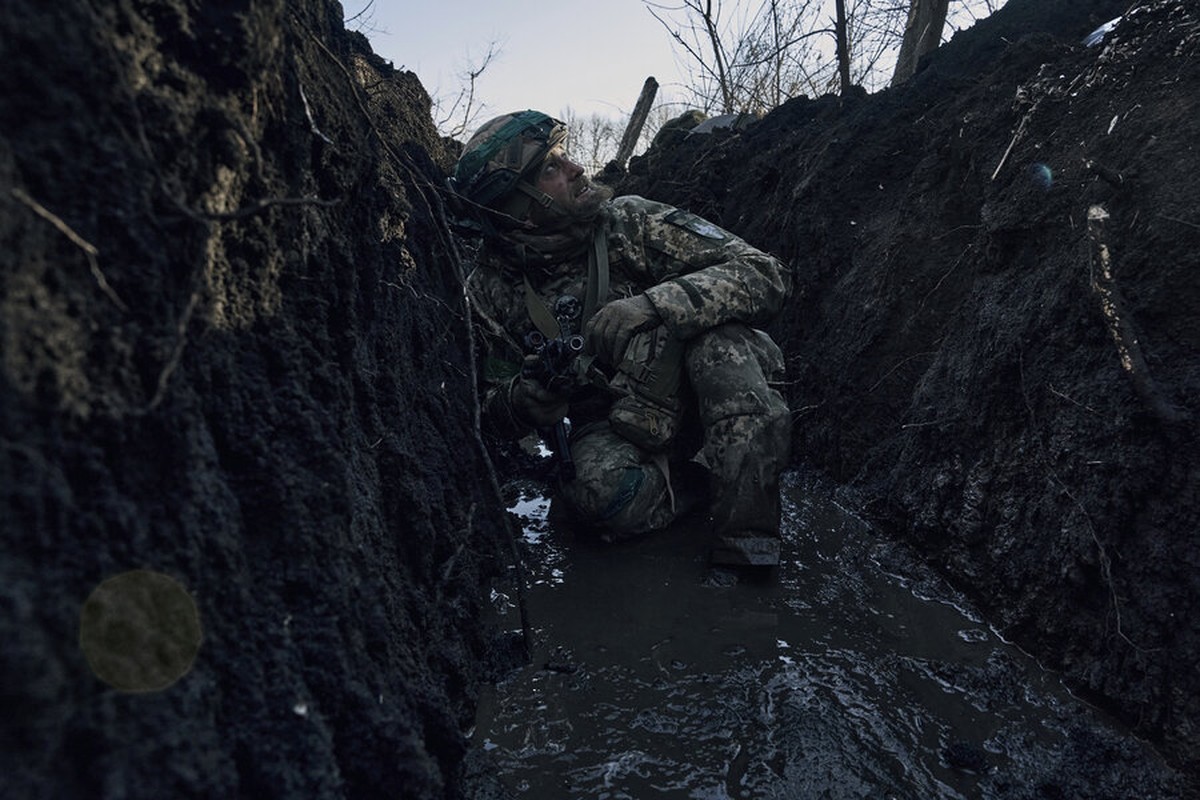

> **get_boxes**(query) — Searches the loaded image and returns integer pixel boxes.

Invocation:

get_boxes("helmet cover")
[451,110,567,211]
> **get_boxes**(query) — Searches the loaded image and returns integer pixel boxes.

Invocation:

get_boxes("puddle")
[469,471,1185,799]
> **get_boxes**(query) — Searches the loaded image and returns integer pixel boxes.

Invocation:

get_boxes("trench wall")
[0,2,509,797]
[618,0,1199,774]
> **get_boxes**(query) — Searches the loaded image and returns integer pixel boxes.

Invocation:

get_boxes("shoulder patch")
[663,209,728,241]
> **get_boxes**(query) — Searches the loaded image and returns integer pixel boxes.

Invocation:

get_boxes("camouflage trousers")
[557,322,792,565]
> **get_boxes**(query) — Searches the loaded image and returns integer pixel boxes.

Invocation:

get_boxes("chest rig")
[523,226,686,455]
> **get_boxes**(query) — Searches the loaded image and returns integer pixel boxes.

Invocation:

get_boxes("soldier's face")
[529,146,602,224]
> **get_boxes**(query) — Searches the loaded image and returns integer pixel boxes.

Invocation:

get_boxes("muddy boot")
[703,418,785,570]
[684,323,791,576]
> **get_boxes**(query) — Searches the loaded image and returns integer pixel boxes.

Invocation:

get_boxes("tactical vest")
[523,225,686,453]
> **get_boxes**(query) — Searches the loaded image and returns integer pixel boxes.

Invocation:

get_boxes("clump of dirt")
[617,0,1200,778]
[1,1,516,797]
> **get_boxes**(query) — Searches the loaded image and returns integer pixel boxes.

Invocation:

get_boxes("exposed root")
[298,80,335,146]
[301,19,534,654]
[439,502,475,587]
[1086,204,1186,426]
[1159,212,1200,231]
[144,285,202,413]
[991,99,1039,181]
[11,187,129,312]
[866,351,936,393]
[1017,351,1157,654]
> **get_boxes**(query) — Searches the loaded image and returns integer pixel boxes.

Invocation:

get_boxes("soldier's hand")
[510,373,569,429]
[585,294,660,366]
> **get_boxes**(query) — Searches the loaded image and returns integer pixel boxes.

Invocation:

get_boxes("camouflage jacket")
[466,195,792,439]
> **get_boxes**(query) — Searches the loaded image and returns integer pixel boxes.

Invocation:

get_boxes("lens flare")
[1029,162,1053,191]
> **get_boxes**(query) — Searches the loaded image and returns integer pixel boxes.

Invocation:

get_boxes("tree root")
[11,187,129,312]
[1086,204,1186,426]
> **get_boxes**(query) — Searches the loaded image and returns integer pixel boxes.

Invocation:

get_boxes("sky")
[341,0,689,129]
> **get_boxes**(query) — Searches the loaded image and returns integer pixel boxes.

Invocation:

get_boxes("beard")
[502,176,616,264]
[565,176,614,220]
[529,175,614,232]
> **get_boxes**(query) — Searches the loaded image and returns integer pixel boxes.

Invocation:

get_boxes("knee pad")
[556,430,677,539]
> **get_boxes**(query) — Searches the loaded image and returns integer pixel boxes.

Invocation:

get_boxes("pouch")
[607,326,686,452]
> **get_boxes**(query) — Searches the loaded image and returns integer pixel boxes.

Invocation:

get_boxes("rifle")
[522,296,587,481]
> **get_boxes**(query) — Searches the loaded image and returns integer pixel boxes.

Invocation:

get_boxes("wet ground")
[469,470,1188,799]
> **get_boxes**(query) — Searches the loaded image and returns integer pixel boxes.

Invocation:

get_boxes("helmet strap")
[515,179,570,221]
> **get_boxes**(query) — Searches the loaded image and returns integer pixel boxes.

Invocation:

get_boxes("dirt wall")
[0,1,511,797]
[618,0,1200,776]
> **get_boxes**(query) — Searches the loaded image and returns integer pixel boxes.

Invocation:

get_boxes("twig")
[1159,213,1200,231]
[867,351,935,393]
[1017,352,1156,653]
[789,402,823,419]
[917,245,974,314]
[901,416,957,429]
[932,224,982,241]
[461,293,534,656]
[991,101,1038,181]
[145,285,202,412]
[1048,384,1099,415]
[344,0,376,26]
[299,81,335,146]
[11,188,129,312]
[440,502,475,585]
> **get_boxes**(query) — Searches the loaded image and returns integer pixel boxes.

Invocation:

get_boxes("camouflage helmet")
[450,110,567,220]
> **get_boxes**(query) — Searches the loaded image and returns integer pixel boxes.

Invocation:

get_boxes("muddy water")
[471,471,1185,799]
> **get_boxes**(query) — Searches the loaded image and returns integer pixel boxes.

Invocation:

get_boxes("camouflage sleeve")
[465,267,533,440]
[608,196,792,341]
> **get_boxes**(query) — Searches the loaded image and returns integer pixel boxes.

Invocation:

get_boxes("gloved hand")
[584,294,661,366]
[509,361,569,429]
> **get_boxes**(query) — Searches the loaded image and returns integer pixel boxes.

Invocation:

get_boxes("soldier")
[450,110,792,576]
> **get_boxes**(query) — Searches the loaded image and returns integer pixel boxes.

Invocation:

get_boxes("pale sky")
[341,0,688,128]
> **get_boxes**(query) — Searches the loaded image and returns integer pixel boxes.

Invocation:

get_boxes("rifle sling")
[523,274,562,339]
[523,224,611,338]
[583,225,609,325]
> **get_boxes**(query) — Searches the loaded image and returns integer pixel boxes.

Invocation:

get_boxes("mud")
[465,471,1190,798]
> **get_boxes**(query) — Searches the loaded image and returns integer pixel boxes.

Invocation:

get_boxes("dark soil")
[617,0,1200,781]
[2,0,1198,797]
[1,1,518,797]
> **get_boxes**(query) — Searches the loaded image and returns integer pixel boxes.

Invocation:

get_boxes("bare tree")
[343,0,380,34]
[645,0,734,113]
[834,0,851,94]
[434,42,502,140]
[646,0,832,114]
[561,109,622,175]
[645,0,1007,114]
[892,0,951,84]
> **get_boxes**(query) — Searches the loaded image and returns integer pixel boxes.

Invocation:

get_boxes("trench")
[470,470,1181,799]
